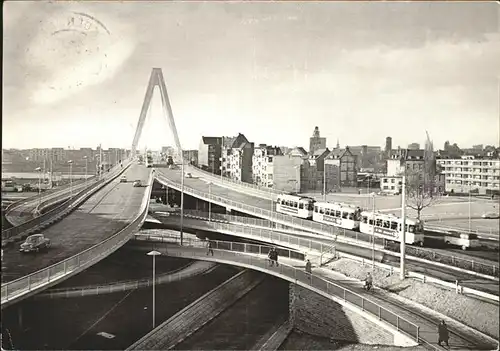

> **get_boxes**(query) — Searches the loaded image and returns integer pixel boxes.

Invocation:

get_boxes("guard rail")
[184,167,498,240]
[135,233,421,343]
[1,162,131,244]
[154,175,500,278]
[0,167,153,308]
[167,210,499,278]
[186,165,283,197]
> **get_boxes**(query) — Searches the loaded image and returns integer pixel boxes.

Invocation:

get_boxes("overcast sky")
[3,1,499,151]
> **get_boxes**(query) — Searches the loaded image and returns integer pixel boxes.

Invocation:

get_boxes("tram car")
[276,194,315,219]
[312,202,361,230]
[359,211,425,246]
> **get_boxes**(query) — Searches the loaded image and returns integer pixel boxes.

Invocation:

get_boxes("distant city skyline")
[3,2,499,150]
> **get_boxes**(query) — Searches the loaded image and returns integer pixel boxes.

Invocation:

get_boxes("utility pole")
[221,136,224,180]
[323,164,326,201]
[400,175,406,280]
[372,193,376,268]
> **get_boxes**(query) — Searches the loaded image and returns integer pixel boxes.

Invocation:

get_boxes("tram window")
[408,225,415,233]
[468,234,478,239]
[319,207,324,214]
[308,203,314,211]
[368,218,374,225]
[285,200,290,206]
[348,213,354,220]
[335,210,341,217]
[293,201,298,208]
[376,219,382,227]
[314,205,318,212]
[362,216,367,223]
[299,203,304,209]
[342,212,348,219]
[390,221,398,230]
[383,221,390,228]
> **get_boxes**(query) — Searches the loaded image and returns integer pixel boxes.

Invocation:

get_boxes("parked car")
[120,175,127,183]
[133,180,142,187]
[20,234,51,253]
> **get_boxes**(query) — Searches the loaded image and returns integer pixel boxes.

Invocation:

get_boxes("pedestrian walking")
[305,259,312,280]
[438,320,449,347]
[305,259,312,274]
[273,248,279,267]
[206,240,214,256]
[268,248,275,267]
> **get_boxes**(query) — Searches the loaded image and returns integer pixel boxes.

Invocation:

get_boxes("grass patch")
[328,258,499,339]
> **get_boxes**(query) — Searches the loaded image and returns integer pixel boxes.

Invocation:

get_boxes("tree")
[401,161,442,221]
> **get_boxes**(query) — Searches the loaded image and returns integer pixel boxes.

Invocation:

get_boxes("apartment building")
[183,150,199,166]
[436,156,500,195]
[198,136,222,174]
[252,145,283,187]
[325,147,358,189]
[300,148,330,192]
[221,134,254,183]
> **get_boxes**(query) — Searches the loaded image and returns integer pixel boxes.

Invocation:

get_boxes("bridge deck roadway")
[5,180,103,227]
[153,214,500,297]
[1,164,150,284]
[186,170,500,236]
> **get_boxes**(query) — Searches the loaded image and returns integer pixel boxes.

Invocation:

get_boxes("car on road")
[133,180,143,187]
[20,234,51,253]
[120,175,127,183]
[185,172,193,178]
[481,212,500,219]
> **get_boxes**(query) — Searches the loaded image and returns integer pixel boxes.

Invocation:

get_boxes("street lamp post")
[323,165,327,202]
[35,167,42,209]
[146,250,162,329]
[371,192,376,268]
[208,182,212,221]
[400,175,407,280]
[68,160,73,198]
[83,156,88,185]
[180,158,185,246]
[468,183,472,233]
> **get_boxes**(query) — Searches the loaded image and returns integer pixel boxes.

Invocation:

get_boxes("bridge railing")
[154,176,500,278]
[1,162,131,243]
[159,211,499,278]
[1,166,153,306]
[187,166,498,239]
[187,165,283,197]
[137,234,420,343]
[35,162,126,214]
[141,220,337,264]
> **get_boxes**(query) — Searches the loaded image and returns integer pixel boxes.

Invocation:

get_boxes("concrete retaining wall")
[127,269,264,350]
[289,283,395,346]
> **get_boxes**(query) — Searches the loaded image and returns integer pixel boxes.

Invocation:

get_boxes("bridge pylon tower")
[131,68,183,162]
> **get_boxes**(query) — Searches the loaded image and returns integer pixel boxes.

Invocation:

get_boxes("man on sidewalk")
[438,320,449,347]
[206,240,214,256]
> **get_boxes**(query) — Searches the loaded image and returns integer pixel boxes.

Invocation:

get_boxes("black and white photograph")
[2,1,499,350]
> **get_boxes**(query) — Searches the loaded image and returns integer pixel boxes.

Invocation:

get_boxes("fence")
[1,162,131,243]
[136,234,420,343]
[187,165,283,198]
[152,176,500,279]
[1,167,153,307]
[34,262,210,299]
[187,166,498,239]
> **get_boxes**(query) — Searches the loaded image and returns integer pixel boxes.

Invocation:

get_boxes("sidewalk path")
[154,243,497,350]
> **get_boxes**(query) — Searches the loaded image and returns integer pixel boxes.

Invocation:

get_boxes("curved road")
[152,215,500,297]
[35,261,216,299]
[2,164,151,283]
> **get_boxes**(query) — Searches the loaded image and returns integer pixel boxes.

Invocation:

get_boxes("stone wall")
[289,283,394,345]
